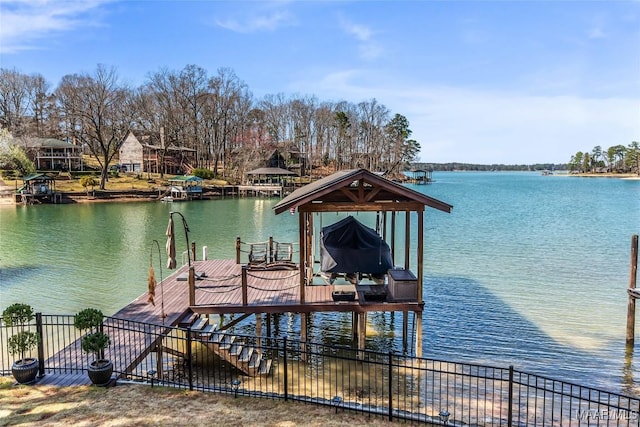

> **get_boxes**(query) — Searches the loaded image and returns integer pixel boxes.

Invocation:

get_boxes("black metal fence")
[2,314,639,426]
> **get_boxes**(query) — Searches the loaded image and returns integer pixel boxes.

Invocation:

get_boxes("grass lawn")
[0,377,399,426]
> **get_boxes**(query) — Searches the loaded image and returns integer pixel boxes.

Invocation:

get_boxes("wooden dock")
[114,259,423,324]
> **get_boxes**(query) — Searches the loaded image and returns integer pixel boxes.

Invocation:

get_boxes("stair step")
[200,324,217,336]
[210,332,225,343]
[229,343,244,357]
[190,317,208,331]
[248,352,261,369]
[258,359,272,376]
[238,347,254,363]
[219,335,236,351]
[178,312,197,328]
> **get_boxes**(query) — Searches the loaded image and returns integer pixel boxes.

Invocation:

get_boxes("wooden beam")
[404,211,410,270]
[218,312,252,330]
[298,201,425,213]
[339,186,360,203]
[417,210,424,302]
[364,187,382,202]
[192,301,424,315]
[298,212,306,304]
[626,234,638,345]
[415,312,423,358]
[391,211,396,265]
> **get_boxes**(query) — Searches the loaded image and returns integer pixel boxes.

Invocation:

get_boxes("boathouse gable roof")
[273,168,452,215]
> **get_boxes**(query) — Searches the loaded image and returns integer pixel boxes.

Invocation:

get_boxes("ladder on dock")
[179,313,272,377]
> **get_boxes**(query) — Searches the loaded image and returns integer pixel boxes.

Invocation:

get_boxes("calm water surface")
[1,172,639,394]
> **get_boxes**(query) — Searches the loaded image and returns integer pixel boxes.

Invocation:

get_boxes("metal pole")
[170,211,191,267]
[36,313,45,378]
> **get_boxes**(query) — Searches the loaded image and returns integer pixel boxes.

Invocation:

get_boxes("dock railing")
[2,314,639,426]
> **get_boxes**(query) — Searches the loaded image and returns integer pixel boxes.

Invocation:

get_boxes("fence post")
[388,351,393,422]
[508,365,514,427]
[283,337,288,401]
[35,313,45,377]
[186,327,193,391]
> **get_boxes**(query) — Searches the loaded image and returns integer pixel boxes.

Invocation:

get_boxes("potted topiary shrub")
[2,303,40,384]
[74,308,113,386]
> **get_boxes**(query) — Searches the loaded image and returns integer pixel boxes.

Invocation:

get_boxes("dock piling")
[626,234,639,345]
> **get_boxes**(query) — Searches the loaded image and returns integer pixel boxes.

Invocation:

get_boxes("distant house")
[119,130,196,174]
[14,137,83,171]
[245,148,299,186]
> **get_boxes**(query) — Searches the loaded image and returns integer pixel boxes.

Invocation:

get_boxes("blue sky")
[1,0,639,164]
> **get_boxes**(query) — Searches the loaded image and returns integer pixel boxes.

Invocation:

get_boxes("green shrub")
[192,168,215,180]
[74,308,110,361]
[2,303,39,362]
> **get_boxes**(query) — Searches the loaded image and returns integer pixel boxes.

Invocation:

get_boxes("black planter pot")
[12,358,39,384]
[87,359,113,386]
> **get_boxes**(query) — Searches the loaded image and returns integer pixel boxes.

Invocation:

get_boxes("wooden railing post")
[242,265,248,306]
[626,234,639,345]
[235,236,241,264]
[269,236,274,263]
[188,266,195,306]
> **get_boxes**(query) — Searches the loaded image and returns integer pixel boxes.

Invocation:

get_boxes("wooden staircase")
[179,313,272,377]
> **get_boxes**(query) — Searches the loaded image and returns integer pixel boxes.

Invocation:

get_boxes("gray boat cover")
[320,216,393,274]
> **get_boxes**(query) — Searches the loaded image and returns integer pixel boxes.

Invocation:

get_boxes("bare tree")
[56,65,135,189]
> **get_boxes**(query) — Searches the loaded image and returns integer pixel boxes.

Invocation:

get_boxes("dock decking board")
[113,258,422,323]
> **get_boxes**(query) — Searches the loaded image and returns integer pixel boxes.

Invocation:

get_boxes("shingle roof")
[273,168,452,215]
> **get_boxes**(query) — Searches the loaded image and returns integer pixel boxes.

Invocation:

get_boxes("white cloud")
[215,10,295,33]
[338,16,382,61]
[0,0,112,54]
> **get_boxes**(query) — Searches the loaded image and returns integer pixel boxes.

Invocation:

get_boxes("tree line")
[415,163,568,172]
[568,143,640,175]
[0,64,421,189]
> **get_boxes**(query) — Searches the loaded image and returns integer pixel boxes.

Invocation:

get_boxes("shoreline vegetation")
[0,169,638,206]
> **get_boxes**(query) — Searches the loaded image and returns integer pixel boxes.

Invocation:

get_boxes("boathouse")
[112,168,451,378]
[271,168,452,356]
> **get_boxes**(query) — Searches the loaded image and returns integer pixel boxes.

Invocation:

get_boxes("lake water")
[1,172,639,395]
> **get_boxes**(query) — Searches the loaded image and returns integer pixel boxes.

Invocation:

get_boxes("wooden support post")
[415,312,423,358]
[391,212,396,264]
[417,210,424,303]
[298,212,306,304]
[188,266,195,306]
[191,241,196,261]
[404,211,410,270]
[241,265,248,306]
[266,313,272,337]
[306,213,314,286]
[626,234,639,345]
[156,344,164,380]
[235,236,241,264]
[358,312,366,360]
[256,313,263,354]
[352,312,358,344]
[402,311,409,352]
[301,313,308,362]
